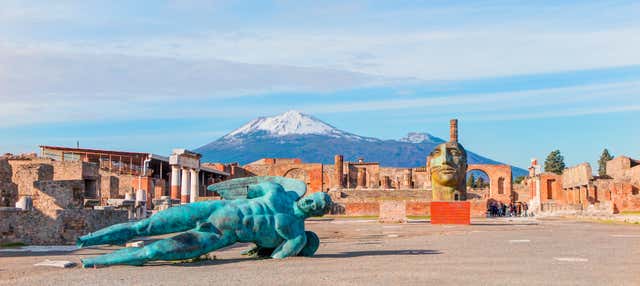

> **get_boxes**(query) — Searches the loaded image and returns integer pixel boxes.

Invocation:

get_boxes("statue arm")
[271,233,306,259]
[271,215,306,259]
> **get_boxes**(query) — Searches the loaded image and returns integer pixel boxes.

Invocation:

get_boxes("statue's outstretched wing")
[207,176,306,200]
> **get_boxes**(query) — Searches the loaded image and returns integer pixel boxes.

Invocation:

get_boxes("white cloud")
[7,27,638,81]
[0,48,381,100]
[298,81,640,115]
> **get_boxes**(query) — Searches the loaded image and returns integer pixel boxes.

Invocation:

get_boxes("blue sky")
[1,0,639,169]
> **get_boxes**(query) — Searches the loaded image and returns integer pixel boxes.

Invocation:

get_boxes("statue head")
[428,141,468,201]
[296,192,332,217]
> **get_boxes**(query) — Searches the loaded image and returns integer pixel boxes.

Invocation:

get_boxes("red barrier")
[430,201,471,225]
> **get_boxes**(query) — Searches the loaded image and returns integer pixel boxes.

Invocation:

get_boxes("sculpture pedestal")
[430,201,470,225]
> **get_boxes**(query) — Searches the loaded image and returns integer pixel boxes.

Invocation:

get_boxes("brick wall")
[244,163,326,194]
[344,202,379,216]
[430,201,471,224]
[406,201,430,216]
[332,189,492,218]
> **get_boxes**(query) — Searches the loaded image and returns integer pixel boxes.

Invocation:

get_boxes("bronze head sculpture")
[428,141,468,201]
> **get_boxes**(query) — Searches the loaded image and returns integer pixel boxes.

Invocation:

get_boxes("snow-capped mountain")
[226,110,348,138]
[399,132,445,144]
[196,110,527,177]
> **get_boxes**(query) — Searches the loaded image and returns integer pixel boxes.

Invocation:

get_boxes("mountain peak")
[225,110,352,138]
[399,132,446,144]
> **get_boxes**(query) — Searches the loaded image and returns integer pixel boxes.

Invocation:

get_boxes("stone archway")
[283,168,309,184]
[467,164,513,202]
[466,169,491,200]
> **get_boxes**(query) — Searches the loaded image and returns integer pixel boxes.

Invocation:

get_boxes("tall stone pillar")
[402,169,413,189]
[450,119,458,142]
[356,168,366,188]
[334,155,344,189]
[170,165,180,200]
[381,176,390,189]
[181,168,190,204]
[190,169,199,203]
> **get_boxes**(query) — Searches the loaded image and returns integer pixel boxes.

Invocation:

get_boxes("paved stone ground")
[1,217,639,286]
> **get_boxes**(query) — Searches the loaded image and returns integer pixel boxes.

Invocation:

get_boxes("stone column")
[356,168,366,188]
[181,168,190,204]
[403,169,413,189]
[334,155,344,189]
[450,119,458,142]
[381,176,390,189]
[170,165,181,200]
[190,169,199,203]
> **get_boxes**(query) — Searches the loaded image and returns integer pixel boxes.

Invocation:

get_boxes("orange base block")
[430,201,471,225]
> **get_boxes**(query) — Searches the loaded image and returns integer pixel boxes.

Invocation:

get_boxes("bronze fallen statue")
[77,176,332,267]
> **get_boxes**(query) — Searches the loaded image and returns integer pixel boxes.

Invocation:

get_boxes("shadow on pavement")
[0,247,113,258]
[471,223,538,226]
[313,249,441,258]
[166,258,251,267]
[148,250,442,267]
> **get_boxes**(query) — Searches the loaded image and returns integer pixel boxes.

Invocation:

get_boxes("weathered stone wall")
[32,180,85,215]
[0,159,18,206]
[346,163,380,189]
[607,156,640,187]
[331,188,495,218]
[531,161,640,214]
[379,167,413,189]
[99,169,134,197]
[344,202,379,216]
[0,208,128,245]
[337,189,431,202]
[244,162,325,194]
[412,169,430,189]
[11,163,54,197]
[562,163,593,189]
[50,160,84,180]
[406,201,430,216]
[467,164,512,203]
[539,173,563,203]
[100,174,120,201]
[611,182,640,213]
[512,183,530,202]
[322,165,335,191]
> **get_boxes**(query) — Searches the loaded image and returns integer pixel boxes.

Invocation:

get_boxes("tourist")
[523,202,529,217]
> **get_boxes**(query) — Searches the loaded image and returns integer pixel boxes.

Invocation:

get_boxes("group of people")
[487,201,529,217]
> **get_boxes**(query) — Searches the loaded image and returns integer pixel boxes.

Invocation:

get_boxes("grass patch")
[620,211,640,216]
[323,215,379,220]
[570,216,640,226]
[0,242,26,248]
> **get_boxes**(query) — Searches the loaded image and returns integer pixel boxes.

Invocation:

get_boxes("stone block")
[34,260,76,268]
[379,200,407,223]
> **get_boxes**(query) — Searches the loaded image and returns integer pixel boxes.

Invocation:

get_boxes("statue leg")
[81,229,235,267]
[77,201,220,247]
